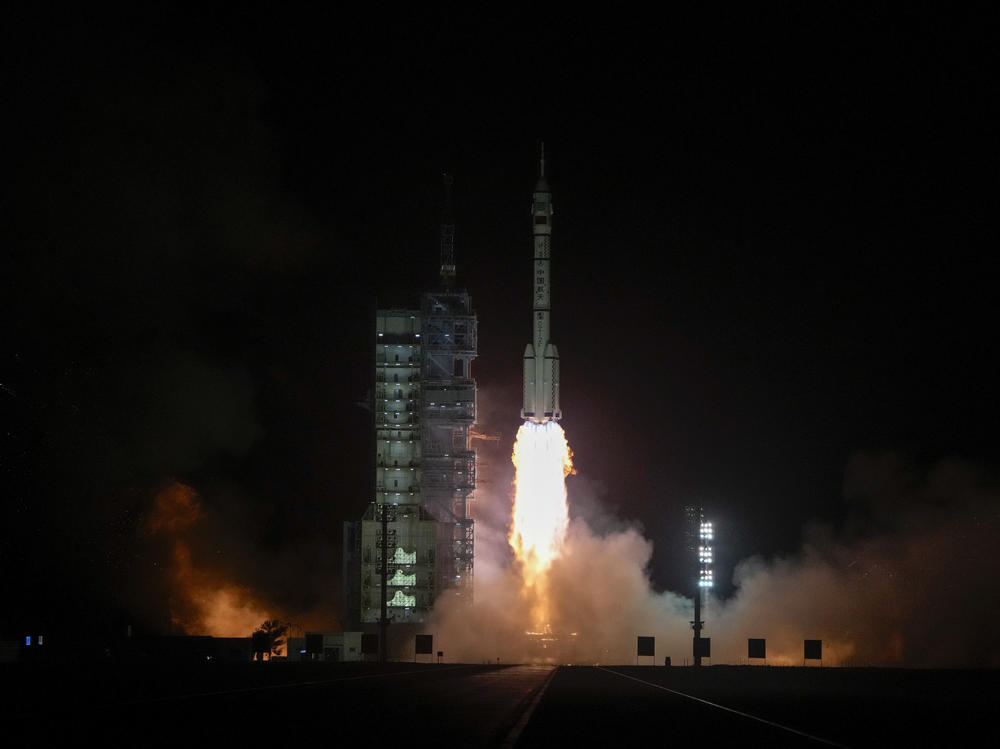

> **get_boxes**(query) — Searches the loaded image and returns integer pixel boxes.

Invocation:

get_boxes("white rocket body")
[521,152,561,424]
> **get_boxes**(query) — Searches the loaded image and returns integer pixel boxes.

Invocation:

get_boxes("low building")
[286,631,365,661]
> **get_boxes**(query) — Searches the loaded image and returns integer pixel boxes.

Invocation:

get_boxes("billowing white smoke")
[430,449,1000,667]
[713,453,1000,667]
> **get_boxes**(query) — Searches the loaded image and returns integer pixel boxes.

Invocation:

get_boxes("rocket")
[521,146,562,424]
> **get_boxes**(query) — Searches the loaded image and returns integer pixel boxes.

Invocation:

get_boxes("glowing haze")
[508,421,575,627]
[145,482,270,639]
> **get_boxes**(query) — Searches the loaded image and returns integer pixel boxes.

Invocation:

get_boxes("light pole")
[694,519,713,666]
[686,505,713,667]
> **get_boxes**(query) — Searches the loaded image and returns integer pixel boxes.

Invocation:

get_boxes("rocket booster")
[521,147,561,424]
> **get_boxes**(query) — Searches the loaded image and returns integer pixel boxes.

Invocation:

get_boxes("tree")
[252,619,288,660]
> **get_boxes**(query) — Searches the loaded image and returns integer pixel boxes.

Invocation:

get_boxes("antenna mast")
[439,173,456,288]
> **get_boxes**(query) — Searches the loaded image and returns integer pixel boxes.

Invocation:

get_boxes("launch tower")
[343,176,477,630]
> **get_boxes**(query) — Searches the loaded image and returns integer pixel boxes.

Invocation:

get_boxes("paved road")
[518,666,845,747]
[519,665,998,748]
[5,662,997,747]
[7,662,554,747]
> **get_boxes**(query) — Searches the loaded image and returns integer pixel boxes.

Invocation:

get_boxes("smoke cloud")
[141,482,268,637]
[714,453,1000,667]
[431,447,1000,667]
[133,480,337,642]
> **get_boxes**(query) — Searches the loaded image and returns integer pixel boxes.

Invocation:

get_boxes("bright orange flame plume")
[509,421,574,628]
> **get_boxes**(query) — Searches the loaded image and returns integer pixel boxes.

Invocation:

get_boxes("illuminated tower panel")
[356,311,439,625]
[350,302,477,626]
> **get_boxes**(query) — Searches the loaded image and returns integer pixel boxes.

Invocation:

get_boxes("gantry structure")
[343,176,477,628]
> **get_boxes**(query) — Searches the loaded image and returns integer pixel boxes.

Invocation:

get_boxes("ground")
[5,661,997,747]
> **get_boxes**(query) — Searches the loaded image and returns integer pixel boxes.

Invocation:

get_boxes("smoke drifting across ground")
[142,482,269,637]
[132,478,338,642]
[715,453,1000,668]
[431,443,1000,667]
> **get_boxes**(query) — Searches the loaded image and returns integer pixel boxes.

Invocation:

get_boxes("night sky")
[3,8,997,640]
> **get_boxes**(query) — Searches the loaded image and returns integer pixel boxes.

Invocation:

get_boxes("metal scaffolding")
[420,290,477,600]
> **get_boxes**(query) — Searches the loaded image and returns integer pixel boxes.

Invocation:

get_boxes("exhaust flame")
[509,421,574,627]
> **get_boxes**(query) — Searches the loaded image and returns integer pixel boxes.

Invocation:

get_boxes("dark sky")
[3,7,997,637]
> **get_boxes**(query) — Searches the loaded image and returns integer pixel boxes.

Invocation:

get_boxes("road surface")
[5,662,996,747]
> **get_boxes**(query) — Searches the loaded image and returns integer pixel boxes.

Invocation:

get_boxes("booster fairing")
[521,146,561,424]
